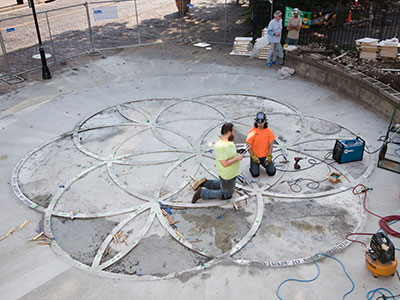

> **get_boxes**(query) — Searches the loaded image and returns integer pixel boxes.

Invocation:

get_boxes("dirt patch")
[329,52,400,92]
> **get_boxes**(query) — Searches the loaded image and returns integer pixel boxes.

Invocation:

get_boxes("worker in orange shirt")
[246,112,276,177]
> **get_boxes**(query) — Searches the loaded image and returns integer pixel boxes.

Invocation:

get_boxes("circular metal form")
[12,94,375,279]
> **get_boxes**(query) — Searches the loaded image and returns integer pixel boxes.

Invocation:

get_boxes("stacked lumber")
[356,37,379,60]
[230,37,253,55]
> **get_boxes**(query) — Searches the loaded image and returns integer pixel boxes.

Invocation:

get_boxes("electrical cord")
[274,150,334,173]
[276,252,354,300]
[367,288,396,300]
[365,128,400,155]
[282,177,329,193]
[352,184,400,238]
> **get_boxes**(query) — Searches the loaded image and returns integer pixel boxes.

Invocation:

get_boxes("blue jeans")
[286,37,298,46]
[249,157,276,177]
[200,176,236,200]
[267,42,284,63]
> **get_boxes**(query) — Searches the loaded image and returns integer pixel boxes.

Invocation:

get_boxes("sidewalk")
[0,0,46,14]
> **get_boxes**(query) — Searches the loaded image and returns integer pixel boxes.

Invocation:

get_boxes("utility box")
[333,137,365,164]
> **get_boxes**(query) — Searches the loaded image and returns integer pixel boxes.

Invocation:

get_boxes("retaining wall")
[286,52,400,120]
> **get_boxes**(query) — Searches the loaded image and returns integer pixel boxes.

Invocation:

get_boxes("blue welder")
[333,136,365,164]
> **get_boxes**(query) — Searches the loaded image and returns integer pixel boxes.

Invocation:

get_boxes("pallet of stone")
[379,39,399,58]
[230,37,253,56]
[250,38,270,59]
[356,37,378,60]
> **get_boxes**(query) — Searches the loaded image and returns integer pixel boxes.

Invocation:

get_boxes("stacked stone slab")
[356,37,379,60]
[256,38,270,59]
[379,38,399,59]
[231,37,253,55]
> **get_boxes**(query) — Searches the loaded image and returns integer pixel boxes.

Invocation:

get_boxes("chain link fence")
[0,0,250,81]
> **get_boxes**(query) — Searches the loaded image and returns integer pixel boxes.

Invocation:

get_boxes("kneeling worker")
[246,112,276,177]
[192,122,243,203]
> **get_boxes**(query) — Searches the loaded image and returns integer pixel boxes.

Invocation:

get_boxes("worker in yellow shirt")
[246,112,276,177]
[192,123,243,203]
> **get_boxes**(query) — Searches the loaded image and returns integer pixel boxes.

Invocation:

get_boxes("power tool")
[332,136,365,164]
[365,232,398,278]
[294,157,302,169]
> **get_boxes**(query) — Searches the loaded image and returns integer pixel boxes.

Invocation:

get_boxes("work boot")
[192,188,202,203]
[192,177,206,191]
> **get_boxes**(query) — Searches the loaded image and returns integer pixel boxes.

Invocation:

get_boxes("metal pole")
[133,0,141,45]
[180,0,184,40]
[29,0,51,79]
[224,0,227,42]
[270,0,273,20]
[0,28,13,77]
[45,12,57,64]
[85,2,96,53]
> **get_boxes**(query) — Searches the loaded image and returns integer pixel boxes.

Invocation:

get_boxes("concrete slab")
[0,43,399,300]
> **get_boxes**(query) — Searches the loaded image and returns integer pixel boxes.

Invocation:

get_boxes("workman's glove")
[266,154,273,164]
[251,154,260,164]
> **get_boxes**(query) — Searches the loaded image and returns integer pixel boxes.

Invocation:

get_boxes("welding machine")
[365,232,398,278]
[332,136,365,164]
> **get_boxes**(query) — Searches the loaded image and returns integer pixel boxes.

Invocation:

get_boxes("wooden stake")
[6,226,18,236]
[174,229,185,239]
[123,238,128,246]
[104,245,109,256]
[43,233,53,240]
[37,241,51,245]
[20,219,31,229]
[29,232,44,241]
[232,203,239,211]
[235,189,243,196]
[70,211,74,220]
[0,234,10,241]
[170,221,180,225]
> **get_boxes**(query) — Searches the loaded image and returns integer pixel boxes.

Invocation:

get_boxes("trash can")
[17,0,24,4]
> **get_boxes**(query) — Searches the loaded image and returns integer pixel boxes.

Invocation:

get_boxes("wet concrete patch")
[233,200,358,262]
[105,234,208,276]
[51,217,118,266]
[172,207,253,256]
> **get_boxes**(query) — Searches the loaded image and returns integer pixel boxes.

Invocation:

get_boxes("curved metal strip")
[95,204,153,270]
[11,133,72,211]
[228,194,264,257]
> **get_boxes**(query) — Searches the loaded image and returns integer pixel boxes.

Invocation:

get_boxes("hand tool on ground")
[294,157,303,169]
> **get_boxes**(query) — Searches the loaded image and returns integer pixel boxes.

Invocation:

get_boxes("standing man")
[286,8,302,46]
[192,123,243,203]
[266,10,284,67]
[246,112,276,177]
